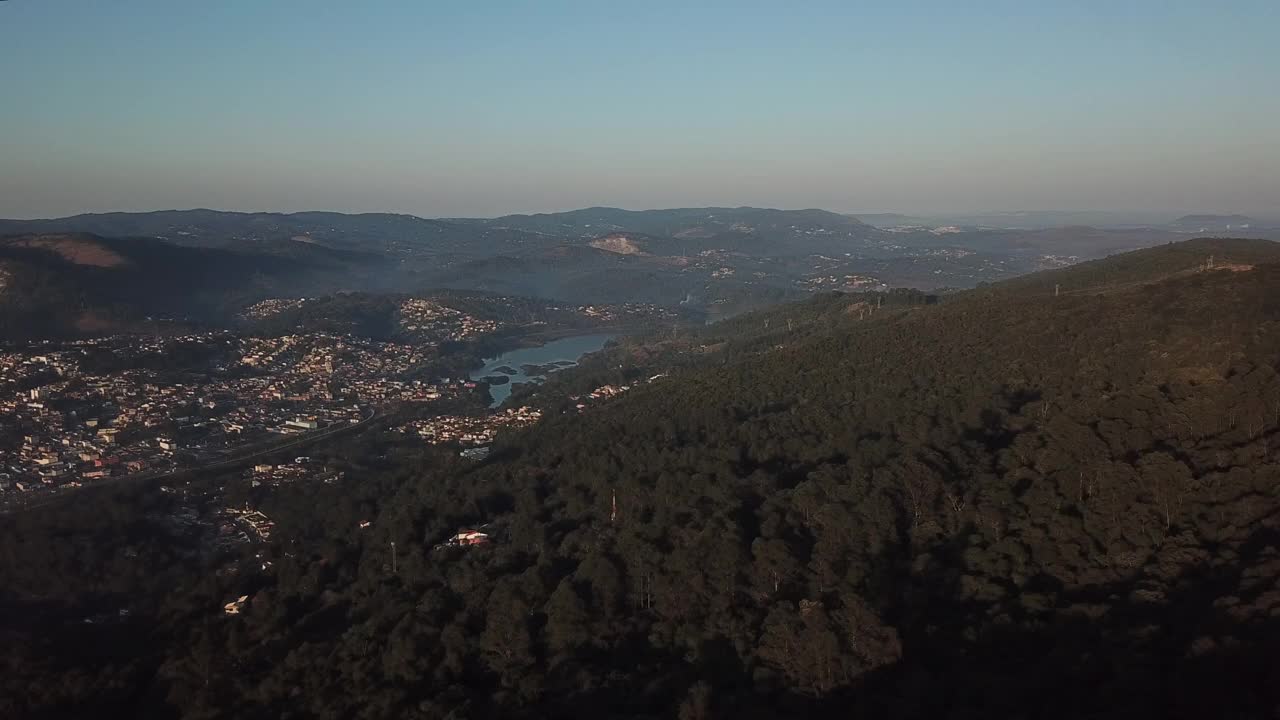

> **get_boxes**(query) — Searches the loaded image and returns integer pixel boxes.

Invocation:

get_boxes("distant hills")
[0,206,878,258]
[0,232,386,339]
[4,207,1279,340]
[0,208,894,330]
[985,236,1280,296]
[0,209,509,257]
[480,206,877,252]
[852,209,1274,230]
[1171,214,1259,232]
[5,207,1274,263]
[848,212,931,227]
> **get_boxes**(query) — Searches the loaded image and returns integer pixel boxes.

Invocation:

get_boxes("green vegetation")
[986,237,1280,296]
[0,233,383,340]
[3,239,1280,718]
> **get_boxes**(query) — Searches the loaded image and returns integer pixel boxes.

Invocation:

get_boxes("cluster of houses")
[0,332,471,503]
[247,456,345,487]
[240,297,312,320]
[1038,254,1082,269]
[398,406,543,446]
[0,366,183,494]
[575,302,676,324]
[570,374,668,412]
[399,298,502,341]
[0,345,175,494]
[240,334,435,380]
[222,505,275,542]
[1,294,680,507]
[245,295,676,348]
[799,274,887,292]
[240,334,462,405]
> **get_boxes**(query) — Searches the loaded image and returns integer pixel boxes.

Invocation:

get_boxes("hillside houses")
[0,332,457,505]
[399,406,542,446]
[247,457,345,487]
[399,298,502,341]
[433,526,493,550]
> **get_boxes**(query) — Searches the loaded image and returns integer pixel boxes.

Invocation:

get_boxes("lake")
[469,333,616,407]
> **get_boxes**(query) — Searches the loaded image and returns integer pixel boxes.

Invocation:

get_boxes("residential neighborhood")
[1,292,682,513]
[398,406,543,447]
[0,331,469,507]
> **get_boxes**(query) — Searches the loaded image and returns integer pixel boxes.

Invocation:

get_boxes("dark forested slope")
[986,237,1280,296]
[0,233,386,339]
[4,240,1280,719]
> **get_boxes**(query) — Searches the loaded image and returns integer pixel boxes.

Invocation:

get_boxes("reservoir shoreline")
[469,332,618,407]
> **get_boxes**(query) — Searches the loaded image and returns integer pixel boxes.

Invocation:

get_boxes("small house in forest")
[452,529,490,546]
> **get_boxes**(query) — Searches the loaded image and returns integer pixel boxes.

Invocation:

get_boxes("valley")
[7,3,1277,716]
[4,236,1280,718]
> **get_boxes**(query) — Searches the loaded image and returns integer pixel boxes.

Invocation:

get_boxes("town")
[398,405,543,447]
[0,332,466,508]
[0,293,682,511]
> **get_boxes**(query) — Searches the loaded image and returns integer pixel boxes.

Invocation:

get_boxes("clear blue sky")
[2,0,1277,218]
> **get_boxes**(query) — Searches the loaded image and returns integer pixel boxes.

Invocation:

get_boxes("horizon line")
[3,206,1273,224]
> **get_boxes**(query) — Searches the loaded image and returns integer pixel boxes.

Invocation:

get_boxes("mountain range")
[4,207,1280,340]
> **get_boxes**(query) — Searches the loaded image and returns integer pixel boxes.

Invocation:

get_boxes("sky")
[2,0,1278,219]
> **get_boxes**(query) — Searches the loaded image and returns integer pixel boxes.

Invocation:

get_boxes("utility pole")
[611,489,618,524]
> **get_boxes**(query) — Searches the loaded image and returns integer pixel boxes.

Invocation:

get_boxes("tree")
[544,578,590,656]
[678,681,713,720]
[482,583,535,680]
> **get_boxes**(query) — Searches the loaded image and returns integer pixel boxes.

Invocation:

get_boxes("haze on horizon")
[2,0,1277,221]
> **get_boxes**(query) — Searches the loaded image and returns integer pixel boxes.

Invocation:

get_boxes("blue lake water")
[469,333,616,407]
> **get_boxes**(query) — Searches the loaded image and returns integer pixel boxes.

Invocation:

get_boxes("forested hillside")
[0,210,466,252]
[0,233,385,339]
[986,237,1280,296]
[4,239,1280,719]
